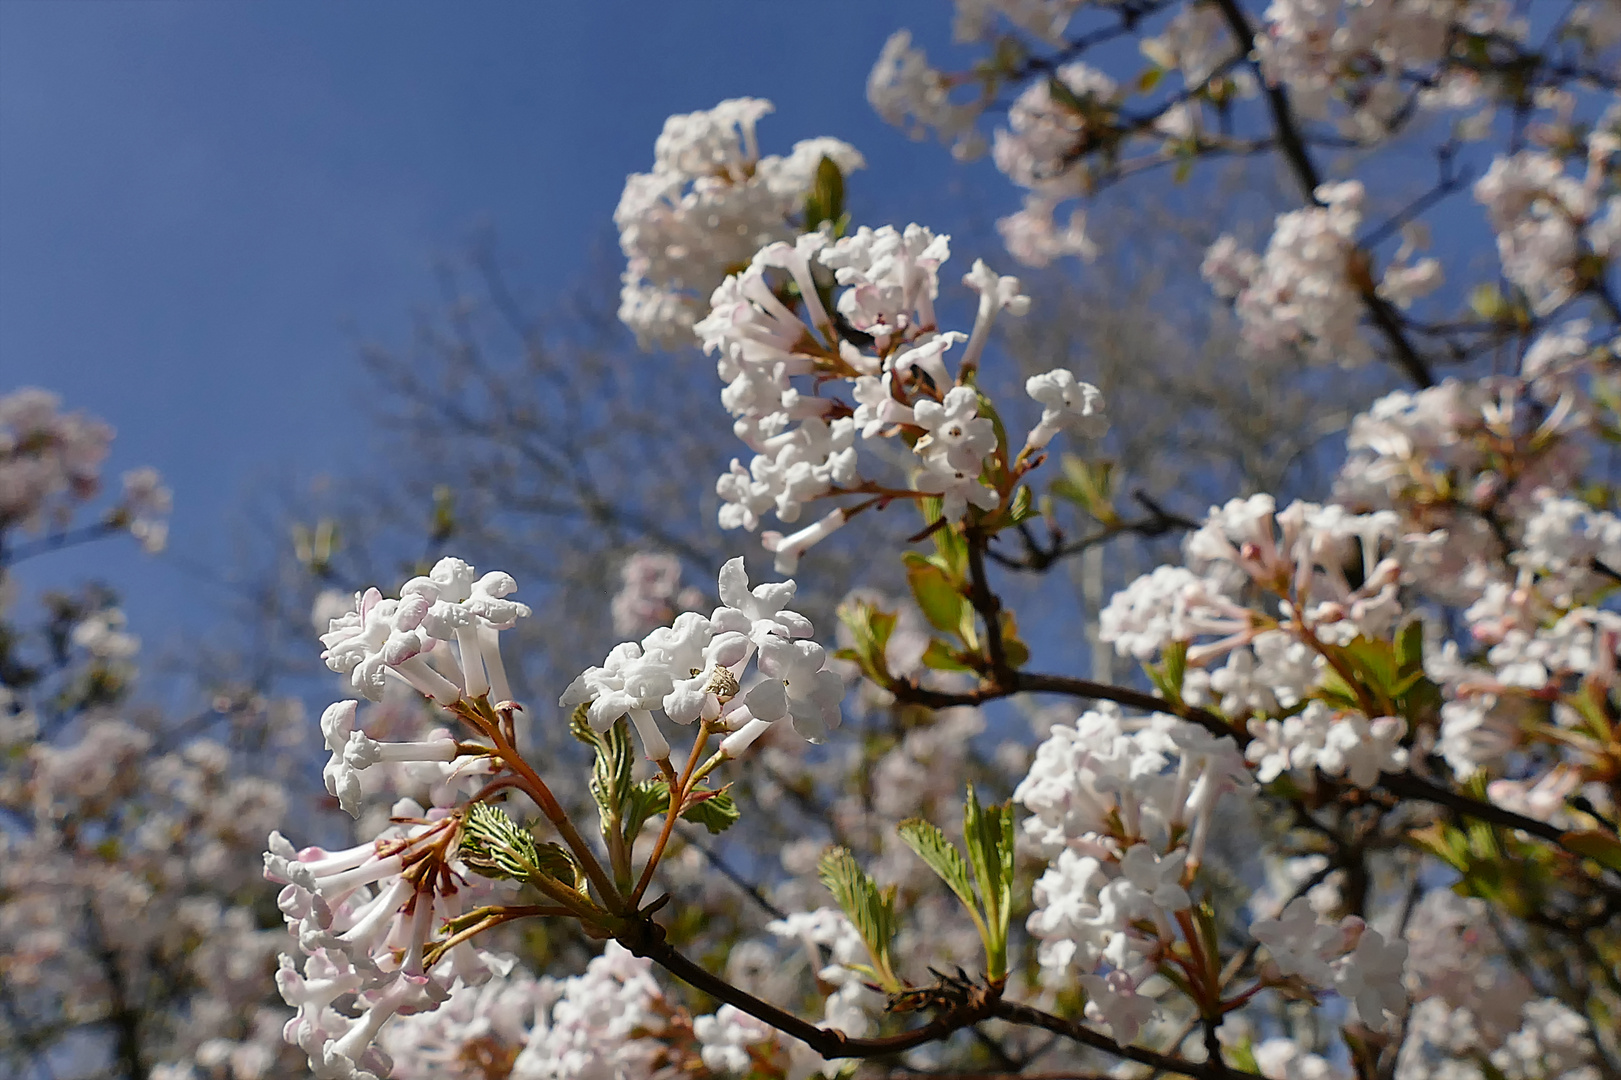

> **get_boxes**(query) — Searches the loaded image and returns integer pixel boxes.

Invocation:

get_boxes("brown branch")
[990,1000,1264,1080]
[625,918,1259,1077]
[623,924,997,1059]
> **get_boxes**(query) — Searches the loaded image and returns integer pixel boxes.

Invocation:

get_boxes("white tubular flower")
[761,508,848,574]
[565,558,831,760]
[1333,926,1408,1029]
[321,588,456,705]
[319,702,365,816]
[851,373,914,437]
[1112,844,1191,914]
[1250,897,1351,984]
[745,637,844,743]
[913,386,997,474]
[915,452,1001,522]
[267,809,509,1080]
[1317,712,1407,787]
[711,556,813,643]
[559,642,675,759]
[1024,368,1108,449]
[404,557,532,705]
[959,258,1030,372]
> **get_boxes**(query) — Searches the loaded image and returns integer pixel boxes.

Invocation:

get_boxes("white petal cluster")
[562,557,841,761]
[1014,709,1249,1042]
[1250,897,1408,1029]
[696,224,1051,565]
[1024,367,1108,449]
[765,908,880,1066]
[615,98,865,349]
[1254,0,1506,137]
[318,700,485,818]
[1245,701,1408,787]
[265,809,511,1080]
[952,0,1083,46]
[319,557,530,706]
[516,943,670,1080]
[1203,182,1440,367]
[1475,150,1614,314]
[988,63,1121,267]
[692,1004,774,1075]
[377,941,674,1080]
[867,30,988,160]
[0,388,112,531]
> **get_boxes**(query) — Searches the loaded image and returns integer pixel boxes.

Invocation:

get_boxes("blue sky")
[1,1,1000,647]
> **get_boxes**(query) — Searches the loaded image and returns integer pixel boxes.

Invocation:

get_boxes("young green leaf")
[622,778,670,846]
[903,553,967,635]
[898,819,978,914]
[681,788,741,835]
[962,786,1015,979]
[817,846,901,991]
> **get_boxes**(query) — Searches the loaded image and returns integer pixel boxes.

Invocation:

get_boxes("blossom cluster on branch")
[15,2,1621,1078]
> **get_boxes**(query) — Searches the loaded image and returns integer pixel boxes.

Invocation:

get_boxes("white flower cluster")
[990,63,1121,267]
[952,0,1083,46]
[867,31,989,161]
[1250,897,1408,1029]
[1203,182,1441,367]
[319,556,531,707]
[697,907,877,1077]
[1254,0,1520,139]
[615,98,865,348]
[0,389,173,553]
[696,221,1103,568]
[4,723,299,1080]
[1475,149,1619,315]
[0,387,112,533]
[1102,494,1426,787]
[265,806,512,1080]
[563,557,842,761]
[610,551,704,637]
[1393,892,1603,1080]
[1013,708,1249,1044]
[378,942,673,1080]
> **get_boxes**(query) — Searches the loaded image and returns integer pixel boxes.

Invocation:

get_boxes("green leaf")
[623,778,670,846]
[1049,455,1117,524]
[921,638,975,672]
[1469,283,1506,320]
[817,846,900,991]
[681,788,741,835]
[803,155,846,233]
[572,708,635,830]
[1395,619,1425,674]
[1146,640,1189,705]
[903,553,967,635]
[1006,484,1037,526]
[962,786,1015,979]
[1561,829,1621,871]
[999,610,1030,669]
[898,819,979,915]
[918,496,970,577]
[461,801,580,889]
[1136,66,1164,93]
[836,598,898,683]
